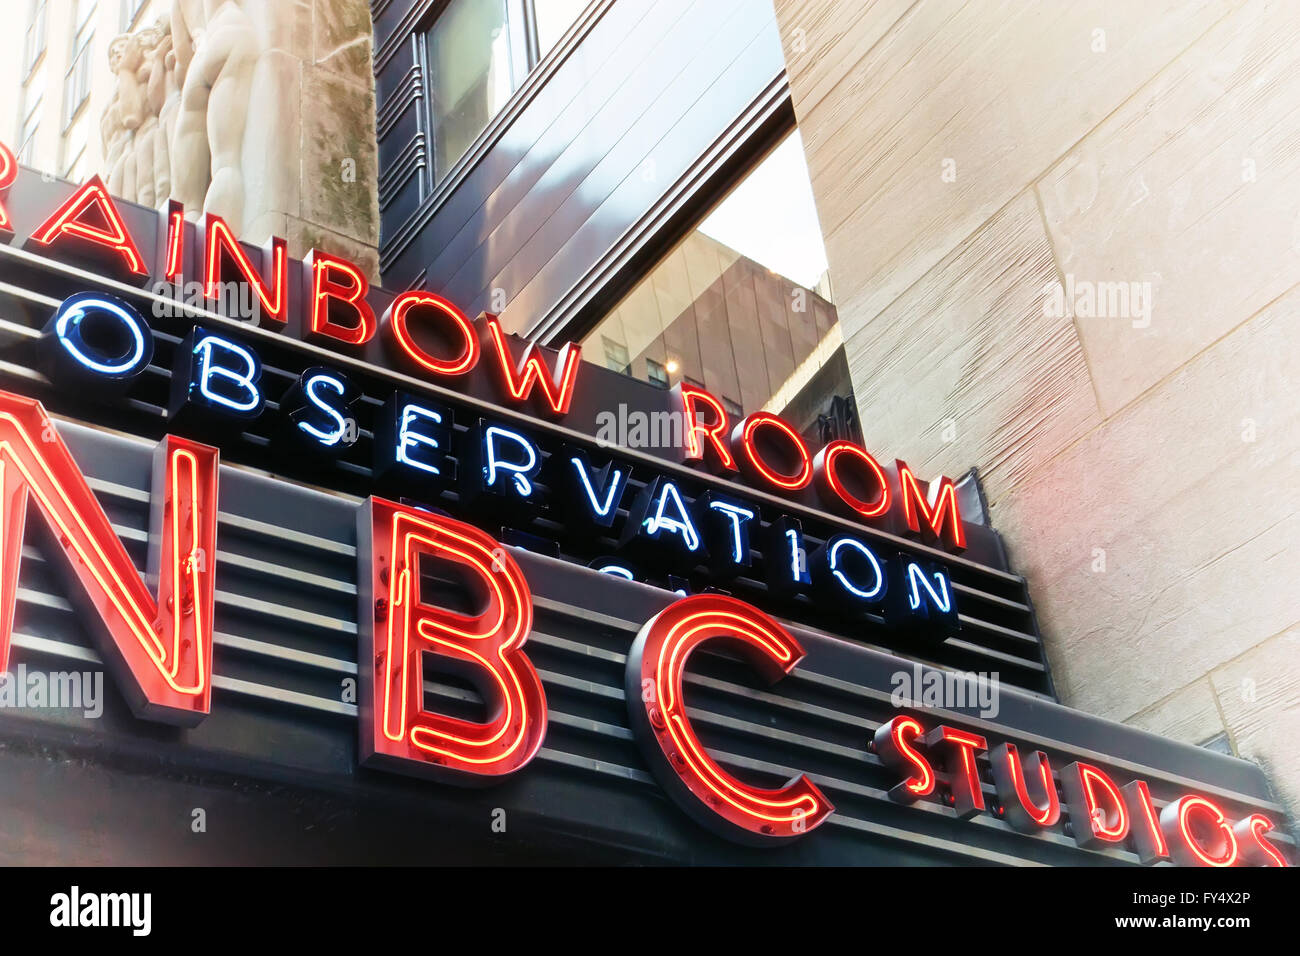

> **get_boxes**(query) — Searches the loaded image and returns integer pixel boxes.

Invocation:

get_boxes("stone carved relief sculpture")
[101,21,176,209]
[158,31,182,197]
[171,0,264,233]
[101,95,128,198]
[92,0,379,275]
[97,1,294,234]
[105,34,147,202]
[132,23,168,209]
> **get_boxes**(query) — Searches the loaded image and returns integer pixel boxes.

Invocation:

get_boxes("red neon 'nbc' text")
[358,498,547,783]
[0,390,218,725]
[624,594,832,843]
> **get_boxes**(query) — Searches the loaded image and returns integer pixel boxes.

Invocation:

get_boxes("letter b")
[356,497,547,784]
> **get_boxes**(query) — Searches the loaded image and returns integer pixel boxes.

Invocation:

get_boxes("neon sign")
[0,392,218,725]
[0,389,1286,865]
[26,175,150,278]
[872,711,1289,866]
[3,159,973,558]
[357,497,548,783]
[44,291,154,385]
[0,151,1288,865]
[22,295,963,633]
[624,594,834,843]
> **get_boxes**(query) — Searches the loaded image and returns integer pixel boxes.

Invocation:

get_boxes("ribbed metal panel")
[0,240,1054,697]
[0,420,1287,866]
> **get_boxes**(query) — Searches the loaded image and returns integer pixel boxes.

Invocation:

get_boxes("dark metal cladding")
[0,420,1286,865]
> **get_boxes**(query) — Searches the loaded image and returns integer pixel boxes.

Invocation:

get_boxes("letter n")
[357,497,548,784]
[0,390,219,725]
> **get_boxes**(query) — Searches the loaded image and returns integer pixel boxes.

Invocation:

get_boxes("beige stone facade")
[774,0,1300,812]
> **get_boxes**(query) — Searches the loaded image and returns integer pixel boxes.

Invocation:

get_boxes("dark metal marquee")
[0,172,1290,866]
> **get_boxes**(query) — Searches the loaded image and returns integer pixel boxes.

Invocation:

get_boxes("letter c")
[624,593,833,844]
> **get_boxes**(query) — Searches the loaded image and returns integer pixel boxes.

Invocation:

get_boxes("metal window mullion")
[415,30,436,196]
[521,0,542,71]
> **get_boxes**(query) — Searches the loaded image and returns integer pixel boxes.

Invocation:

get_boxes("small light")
[665,358,680,374]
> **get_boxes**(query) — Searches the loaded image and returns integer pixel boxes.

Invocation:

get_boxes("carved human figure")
[170,0,260,231]
[107,34,148,202]
[157,27,182,199]
[133,24,167,208]
[101,94,128,197]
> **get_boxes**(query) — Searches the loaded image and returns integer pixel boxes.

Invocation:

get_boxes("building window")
[119,0,148,31]
[534,0,588,59]
[423,0,587,186]
[63,44,94,129]
[63,117,88,179]
[645,358,668,390]
[24,1,48,78]
[601,336,630,375]
[17,66,45,166]
[18,108,40,167]
[63,0,97,130]
[580,129,843,431]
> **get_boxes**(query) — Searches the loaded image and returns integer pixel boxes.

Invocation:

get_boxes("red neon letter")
[675,382,737,473]
[624,594,833,844]
[27,175,148,277]
[203,215,289,325]
[484,315,581,416]
[0,140,16,233]
[1233,813,1288,867]
[384,290,480,376]
[814,440,890,520]
[990,742,1060,832]
[1061,762,1129,848]
[162,201,186,281]
[1121,779,1169,864]
[874,715,935,801]
[357,497,547,783]
[925,725,988,817]
[305,250,376,346]
[0,391,218,724]
[1161,795,1238,867]
[897,460,966,551]
[733,412,812,491]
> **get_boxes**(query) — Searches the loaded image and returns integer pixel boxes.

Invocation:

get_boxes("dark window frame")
[418,0,587,190]
[532,78,796,348]
[645,358,669,390]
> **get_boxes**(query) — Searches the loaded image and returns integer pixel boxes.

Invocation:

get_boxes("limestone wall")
[774,0,1300,812]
